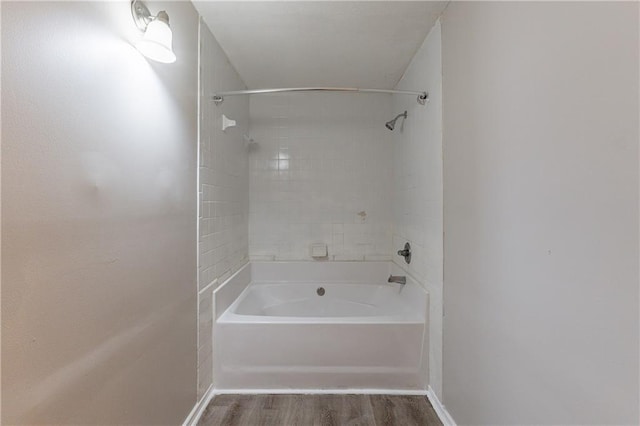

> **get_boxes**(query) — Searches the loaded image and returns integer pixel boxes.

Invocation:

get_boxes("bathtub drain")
[316,287,325,296]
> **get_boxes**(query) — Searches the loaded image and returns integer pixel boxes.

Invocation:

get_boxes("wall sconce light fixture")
[131,0,176,63]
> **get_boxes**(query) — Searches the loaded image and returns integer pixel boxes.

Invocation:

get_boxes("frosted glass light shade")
[136,18,176,64]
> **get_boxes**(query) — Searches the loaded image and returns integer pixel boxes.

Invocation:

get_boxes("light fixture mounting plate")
[131,0,152,30]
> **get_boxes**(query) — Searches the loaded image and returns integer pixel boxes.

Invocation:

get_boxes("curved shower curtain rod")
[211,87,429,105]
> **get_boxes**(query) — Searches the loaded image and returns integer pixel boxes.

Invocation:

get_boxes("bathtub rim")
[215,261,428,324]
[220,285,426,324]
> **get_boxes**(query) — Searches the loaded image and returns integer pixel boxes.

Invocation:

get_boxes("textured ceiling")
[193,1,448,89]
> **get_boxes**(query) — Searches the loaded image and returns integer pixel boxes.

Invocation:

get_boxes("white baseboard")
[426,386,456,426]
[183,385,216,426]
[214,388,429,396]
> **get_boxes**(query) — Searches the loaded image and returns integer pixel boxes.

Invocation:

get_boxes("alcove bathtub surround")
[190,8,444,425]
[191,14,445,425]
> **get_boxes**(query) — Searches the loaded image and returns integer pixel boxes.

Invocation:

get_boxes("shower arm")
[212,87,428,105]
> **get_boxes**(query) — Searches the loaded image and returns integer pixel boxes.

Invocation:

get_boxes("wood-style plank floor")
[197,394,443,426]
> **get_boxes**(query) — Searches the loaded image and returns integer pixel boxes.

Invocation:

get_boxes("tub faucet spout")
[388,275,406,285]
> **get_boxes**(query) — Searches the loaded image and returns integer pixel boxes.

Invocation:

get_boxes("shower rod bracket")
[211,87,428,105]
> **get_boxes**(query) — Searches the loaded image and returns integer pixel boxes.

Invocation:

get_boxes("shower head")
[385,111,407,131]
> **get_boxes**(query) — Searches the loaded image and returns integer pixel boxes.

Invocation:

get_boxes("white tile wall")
[198,20,249,399]
[248,93,394,261]
[392,21,444,398]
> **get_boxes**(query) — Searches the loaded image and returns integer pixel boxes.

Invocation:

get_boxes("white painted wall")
[198,20,249,399]
[248,93,393,261]
[2,2,198,424]
[441,2,639,424]
[392,21,443,399]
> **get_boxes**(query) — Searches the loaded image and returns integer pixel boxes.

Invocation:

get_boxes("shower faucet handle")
[397,242,411,264]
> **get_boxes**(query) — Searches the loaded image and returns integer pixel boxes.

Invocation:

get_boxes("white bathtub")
[213,262,429,392]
